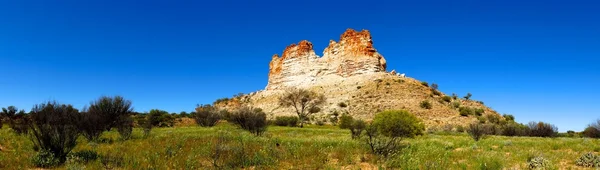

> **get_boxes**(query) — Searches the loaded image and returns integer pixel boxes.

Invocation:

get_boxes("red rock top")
[266,28,387,90]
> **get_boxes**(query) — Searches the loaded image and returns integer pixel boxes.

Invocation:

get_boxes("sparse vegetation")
[337,102,347,108]
[527,156,554,169]
[575,152,600,168]
[421,81,429,87]
[583,119,600,138]
[278,88,326,128]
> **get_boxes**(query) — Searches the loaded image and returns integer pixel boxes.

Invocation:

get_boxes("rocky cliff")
[266,29,387,90]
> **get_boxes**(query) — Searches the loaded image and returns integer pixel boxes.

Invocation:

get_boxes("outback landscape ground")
[1,120,599,169]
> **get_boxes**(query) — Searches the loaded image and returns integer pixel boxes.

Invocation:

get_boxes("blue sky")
[1,0,598,131]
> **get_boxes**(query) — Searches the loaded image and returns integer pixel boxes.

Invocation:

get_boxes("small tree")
[583,120,600,138]
[81,96,134,140]
[229,107,267,136]
[350,119,366,139]
[278,88,326,128]
[28,101,80,165]
[503,114,515,122]
[338,114,354,129]
[452,93,458,100]
[194,104,221,127]
[431,83,439,90]
[464,93,472,100]
[365,110,424,157]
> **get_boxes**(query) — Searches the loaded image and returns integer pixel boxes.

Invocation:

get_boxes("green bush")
[420,100,432,109]
[337,102,347,108]
[338,114,354,129]
[273,116,298,127]
[452,101,461,109]
[467,123,486,141]
[501,123,528,136]
[364,110,424,157]
[503,114,515,122]
[1,106,30,135]
[421,82,429,87]
[147,109,175,127]
[372,110,425,138]
[575,152,600,168]
[229,107,267,136]
[459,107,473,116]
[32,150,61,168]
[194,105,221,127]
[442,96,452,103]
[527,156,554,169]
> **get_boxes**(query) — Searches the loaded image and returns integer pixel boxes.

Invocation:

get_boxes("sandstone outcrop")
[266,29,387,90]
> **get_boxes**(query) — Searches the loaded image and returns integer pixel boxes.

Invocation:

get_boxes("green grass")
[1,123,600,169]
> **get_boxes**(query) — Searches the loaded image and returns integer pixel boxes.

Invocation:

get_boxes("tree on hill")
[464,93,472,100]
[278,88,326,128]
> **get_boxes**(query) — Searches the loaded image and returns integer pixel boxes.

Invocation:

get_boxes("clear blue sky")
[1,0,598,131]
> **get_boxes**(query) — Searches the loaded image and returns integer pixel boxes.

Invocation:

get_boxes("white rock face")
[266,29,387,90]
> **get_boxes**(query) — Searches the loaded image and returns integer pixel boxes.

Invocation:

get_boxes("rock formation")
[266,29,387,90]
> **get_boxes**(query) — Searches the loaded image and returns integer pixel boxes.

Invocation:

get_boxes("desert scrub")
[527,156,555,170]
[575,152,600,167]
[420,100,432,109]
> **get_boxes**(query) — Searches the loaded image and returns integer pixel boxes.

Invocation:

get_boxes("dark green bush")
[528,121,558,137]
[32,150,60,168]
[230,107,267,136]
[420,100,432,109]
[337,102,348,108]
[1,106,30,135]
[503,114,515,122]
[459,107,473,116]
[79,96,134,141]
[501,123,528,137]
[442,96,452,103]
[452,101,461,109]
[194,104,221,127]
[474,108,484,116]
[273,116,298,127]
[338,114,354,129]
[29,102,80,165]
[421,82,429,87]
[467,123,486,141]
[147,109,175,127]
[575,152,600,168]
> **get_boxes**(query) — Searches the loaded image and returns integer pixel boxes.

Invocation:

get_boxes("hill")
[215,29,502,129]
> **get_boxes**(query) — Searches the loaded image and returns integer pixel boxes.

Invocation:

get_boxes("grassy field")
[1,123,599,170]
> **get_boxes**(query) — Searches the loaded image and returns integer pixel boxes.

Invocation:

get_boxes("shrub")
[365,110,424,157]
[315,119,325,126]
[575,152,600,168]
[442,96,452,103]
[274,116,298,127]
[452,101,461,109]
[337,102,347,108]
[503,114,515,122]
[527,156,554,170]
[420,100,432,109]
[474,108,484,116]
[456,125,465,133]
[583,126,600,138]
[1,106,30,135]
[328,111,340,125]
[338,114,354,129]
[468,123,486,141]
[431,83,439,90]
[147,109,175,127]
[528,121,558,137]
[421,82,429,87]
[486,114,501,124]
[29,101,80,165]
[69,150,99,163]
[452,93,458,100]
[229,107,267,136]
[459,107,473,116]
[194,104,221,127]
[350,119,366,139]
[83,96,134,140]
[501,123,528,136]
[32,150,61,168]
[116,116,133,140]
